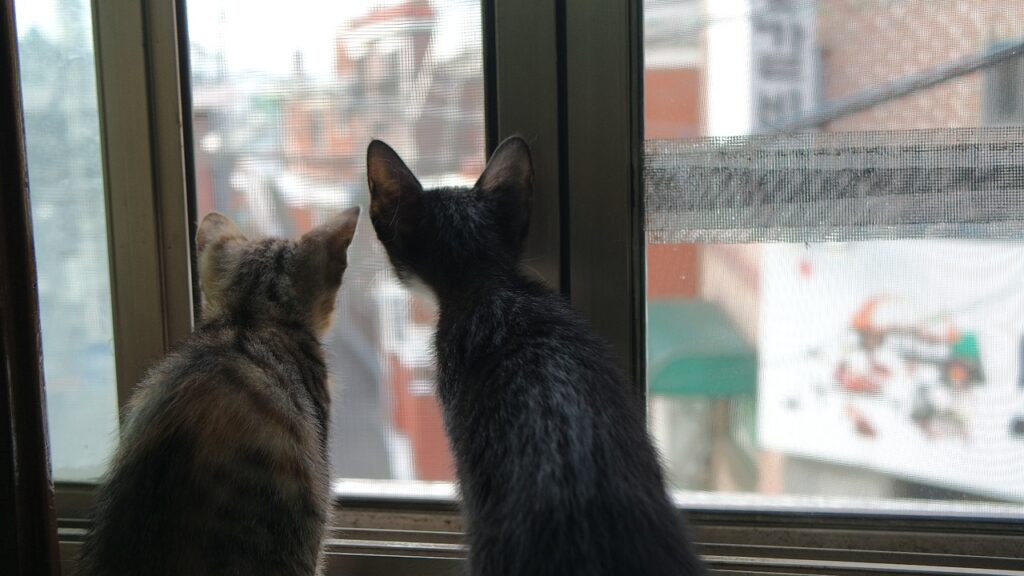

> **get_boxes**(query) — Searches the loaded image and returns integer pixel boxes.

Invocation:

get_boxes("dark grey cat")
[366,138,704,575]
[77,207,359,576]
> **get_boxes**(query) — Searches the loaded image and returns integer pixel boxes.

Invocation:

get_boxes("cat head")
[196,207,360,334]
[366,136,533,296]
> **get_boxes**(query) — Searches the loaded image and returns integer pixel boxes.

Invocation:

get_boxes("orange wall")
[647,244,700,298]
[644,67,701,139]
[645,65,702,297]
[388,354,455,481]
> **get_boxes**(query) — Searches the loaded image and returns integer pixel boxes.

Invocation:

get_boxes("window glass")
[645,0,1024,507]
[15,0,119,481]
[186,0,483,481]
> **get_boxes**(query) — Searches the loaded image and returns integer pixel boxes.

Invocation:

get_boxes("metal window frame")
[564,0,647,392]
[33,0,1024,575]
[486,0,565,292]
[91,0,193,415]
[48,0,194,572]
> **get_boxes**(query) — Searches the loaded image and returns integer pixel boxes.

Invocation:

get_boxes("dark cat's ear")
[475,136,533,247]
[298,205,360,333]
[367,140,422,238]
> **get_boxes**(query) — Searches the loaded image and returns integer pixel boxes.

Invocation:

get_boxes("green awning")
[647,299,756,397]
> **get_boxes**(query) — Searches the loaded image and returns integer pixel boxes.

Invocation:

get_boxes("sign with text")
[751,0,816,130]
[705,0,817,135]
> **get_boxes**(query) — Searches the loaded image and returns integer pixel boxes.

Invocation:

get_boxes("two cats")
[79,139,703,575]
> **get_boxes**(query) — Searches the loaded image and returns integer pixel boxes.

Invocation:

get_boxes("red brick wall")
[820,0,1024,131]
[645,62,702,297]
[647,244,701,298]
[645,68,702,139]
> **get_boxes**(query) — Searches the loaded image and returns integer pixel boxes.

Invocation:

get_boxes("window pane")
[185,0,483,481]
[15,0,118,481]
[645,0,1024,508]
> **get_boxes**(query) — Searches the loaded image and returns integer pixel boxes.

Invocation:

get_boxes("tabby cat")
[78,207,360,576]
[366,138,704,575]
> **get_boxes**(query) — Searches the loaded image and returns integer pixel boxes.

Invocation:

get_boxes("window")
[6,0,1024,574]
[645,0,1024,509]
[15,0,118,483]
[985,40,1024,126]
[185,0,482,483]
[639,1,1024,571]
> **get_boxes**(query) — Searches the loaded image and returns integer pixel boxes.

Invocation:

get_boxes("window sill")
[55,481,1024,575]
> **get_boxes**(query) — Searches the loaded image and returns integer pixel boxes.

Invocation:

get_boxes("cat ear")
[476,136,533,246]
[298,206,360,333]
[196,212,247,256]
[476,136,533,199]
[366,140,422,231]
[196,213,246,319]
[300,205,360,284]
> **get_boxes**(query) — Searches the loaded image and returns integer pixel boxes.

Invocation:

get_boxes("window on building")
[985,41,1024,126]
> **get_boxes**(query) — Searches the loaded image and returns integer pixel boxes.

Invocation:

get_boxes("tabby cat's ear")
[299,205,360,285]
[298,205,360,333]
[476,136,533,247]
[366,140,422,234]
[196,212,247,318]
[196,212,247,256]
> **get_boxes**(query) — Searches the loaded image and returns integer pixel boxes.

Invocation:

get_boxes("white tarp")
[759,241,1024,501]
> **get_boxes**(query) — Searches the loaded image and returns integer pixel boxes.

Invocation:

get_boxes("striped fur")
[78,207,359,576]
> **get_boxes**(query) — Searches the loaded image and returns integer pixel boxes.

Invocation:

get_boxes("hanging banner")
[759,241,1024,501]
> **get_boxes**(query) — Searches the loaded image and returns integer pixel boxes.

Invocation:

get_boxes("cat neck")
[197,309,317,338]
[435,266,534,308]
